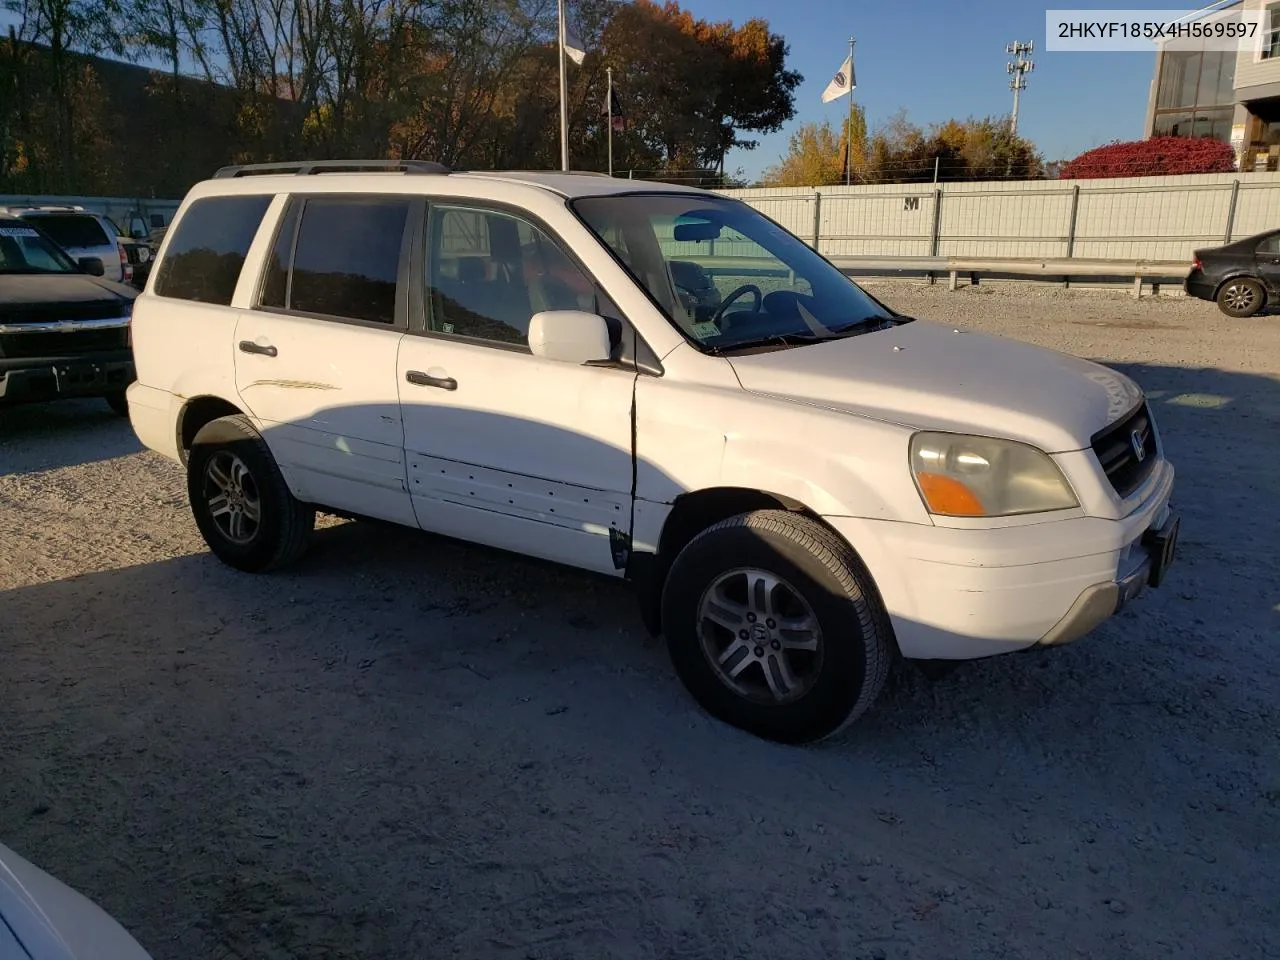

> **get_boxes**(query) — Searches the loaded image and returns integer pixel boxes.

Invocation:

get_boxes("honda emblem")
[1130,429,1146,462]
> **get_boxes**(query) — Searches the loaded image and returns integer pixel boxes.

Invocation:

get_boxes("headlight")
[909,432,1078,517]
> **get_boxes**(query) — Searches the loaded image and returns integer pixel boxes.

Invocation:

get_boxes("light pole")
[1006,41,1034,137]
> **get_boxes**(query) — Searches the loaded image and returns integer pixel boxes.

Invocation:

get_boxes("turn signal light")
[915,472,985,516]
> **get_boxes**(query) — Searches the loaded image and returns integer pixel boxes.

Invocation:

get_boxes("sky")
[699,0,1177,180]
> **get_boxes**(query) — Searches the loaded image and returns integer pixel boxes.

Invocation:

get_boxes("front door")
[233,194,417,526]
[397,201,637,576]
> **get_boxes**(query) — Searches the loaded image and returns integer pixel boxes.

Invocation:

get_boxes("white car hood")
[0,842,153,960]
[725,319,1143,452]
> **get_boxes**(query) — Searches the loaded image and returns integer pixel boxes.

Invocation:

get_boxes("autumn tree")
[0,0,800,193]
[601,0,799,176]
[762,110,867,187]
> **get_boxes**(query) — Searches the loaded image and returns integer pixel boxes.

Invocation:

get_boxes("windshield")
[571,193,900,353]
[0,223,80,274]
[22,214,110,248]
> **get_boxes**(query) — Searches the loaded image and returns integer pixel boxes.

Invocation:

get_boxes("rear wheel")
[186,414,314,572]
[661,510,891,744]
[1216,278,1264,318]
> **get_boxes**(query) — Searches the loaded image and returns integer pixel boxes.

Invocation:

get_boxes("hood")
[0,273,137,308]
[726,319,1143,452]
[0,842,153,960]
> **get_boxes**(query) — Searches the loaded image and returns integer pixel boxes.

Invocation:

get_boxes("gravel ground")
[1,284,1278,960]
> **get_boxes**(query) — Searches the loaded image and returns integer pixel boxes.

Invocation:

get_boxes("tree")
[762,110,866,187]
[601,0,798,175]
[861,110,1041,183]
[1060,137,1235,179]
[0,0,801,193]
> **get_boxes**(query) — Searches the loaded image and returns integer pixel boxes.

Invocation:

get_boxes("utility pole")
[1006,41,1034,137]
[607,66,614,177]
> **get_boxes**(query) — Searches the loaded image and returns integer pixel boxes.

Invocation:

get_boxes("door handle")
[406,370,457,390]
[239,340,278,358]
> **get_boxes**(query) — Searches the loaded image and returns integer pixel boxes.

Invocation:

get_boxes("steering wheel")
[714,284,763,322]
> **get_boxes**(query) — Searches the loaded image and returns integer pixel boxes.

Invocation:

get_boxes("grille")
[3,301,125,324]
[0,327,128,358]
[1091,402,1158,499]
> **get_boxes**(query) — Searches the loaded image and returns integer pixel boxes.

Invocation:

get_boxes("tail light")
[1191,255,1202,271]
[118,242,132,282]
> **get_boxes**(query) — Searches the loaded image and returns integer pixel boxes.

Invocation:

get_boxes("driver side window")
[425,204,600,347]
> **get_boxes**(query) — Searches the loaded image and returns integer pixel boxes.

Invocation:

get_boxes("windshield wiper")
[824,314,899,336]
[705,332,826,355]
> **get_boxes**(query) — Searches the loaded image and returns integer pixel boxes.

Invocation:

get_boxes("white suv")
[125,160,1180,743]
[1,206,130,283]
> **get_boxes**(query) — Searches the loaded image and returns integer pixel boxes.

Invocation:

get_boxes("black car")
[1,215,137,414]
[1185,228,1280,318]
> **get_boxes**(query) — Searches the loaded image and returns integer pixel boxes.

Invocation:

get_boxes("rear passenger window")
[23,214,110,248]
[154,195,271,305]
[284,197,409,324]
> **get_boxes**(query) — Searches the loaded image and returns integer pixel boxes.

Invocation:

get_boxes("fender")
[634,374,931,524]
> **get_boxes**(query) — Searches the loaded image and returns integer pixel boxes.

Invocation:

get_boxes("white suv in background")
[125,160,1180,743]
[1,205,130,283]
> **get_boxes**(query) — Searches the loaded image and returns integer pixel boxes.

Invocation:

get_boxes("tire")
[104,391,129,417]
[186,414,314,572]
[661,509,892,744]
[1216,277,1265,318]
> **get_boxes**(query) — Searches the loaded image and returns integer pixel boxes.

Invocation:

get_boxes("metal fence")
[12,171,1280,268]
[722,171,1280,263]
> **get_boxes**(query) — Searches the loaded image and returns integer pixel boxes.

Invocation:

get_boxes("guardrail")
[827,256,1191,298]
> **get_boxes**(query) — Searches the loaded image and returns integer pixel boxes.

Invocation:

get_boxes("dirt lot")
[2,284,1278,960]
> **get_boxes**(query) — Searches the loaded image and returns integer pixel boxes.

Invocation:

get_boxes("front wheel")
[1216,278,1265,318]
[661,510,892,744]
[186,414,314,572]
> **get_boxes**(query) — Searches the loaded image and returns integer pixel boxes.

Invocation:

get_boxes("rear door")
[232,194,417,526]
[21,214,122,282]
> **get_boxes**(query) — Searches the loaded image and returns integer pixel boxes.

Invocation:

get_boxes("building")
[1145,0,1280,170]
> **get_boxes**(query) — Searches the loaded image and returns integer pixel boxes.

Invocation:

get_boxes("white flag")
[821,54,855,103]
[563,18,587,66]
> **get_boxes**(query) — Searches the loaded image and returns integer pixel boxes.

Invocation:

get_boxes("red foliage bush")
[1059,137,1236,179]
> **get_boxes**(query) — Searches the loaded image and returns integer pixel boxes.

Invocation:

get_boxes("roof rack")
[474,169,613,178]
[213,159,451,178]
[0,204,87,213]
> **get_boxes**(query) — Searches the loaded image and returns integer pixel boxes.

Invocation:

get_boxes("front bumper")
[0,353,135,405]
[824,460,1178,660]
[1035,506,1179,647]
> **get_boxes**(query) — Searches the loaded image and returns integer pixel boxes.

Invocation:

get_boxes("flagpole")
[606,67,614,177]
[558,0,569,171]
[846,36,855,187]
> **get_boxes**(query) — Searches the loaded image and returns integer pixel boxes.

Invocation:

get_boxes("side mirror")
[78,256,105,276]
[527,310,612,364]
